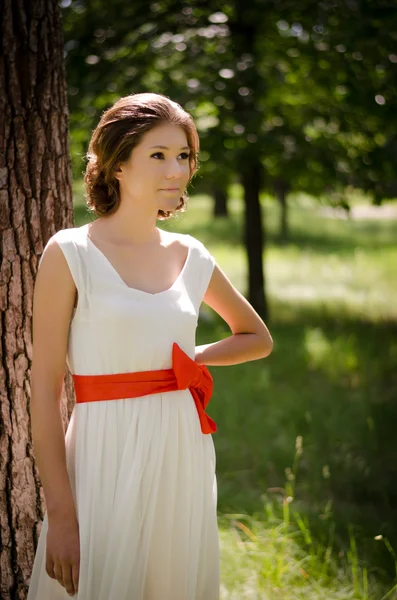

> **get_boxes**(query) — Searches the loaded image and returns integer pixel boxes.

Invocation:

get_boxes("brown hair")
[83,93,200,219]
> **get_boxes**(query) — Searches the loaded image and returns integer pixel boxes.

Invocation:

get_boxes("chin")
[166,199,180,209]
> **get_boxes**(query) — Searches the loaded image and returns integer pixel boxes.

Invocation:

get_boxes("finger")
[62,564,75,596]
[53,563,64,587]
[72,561,80,595]
[45,554,56,579]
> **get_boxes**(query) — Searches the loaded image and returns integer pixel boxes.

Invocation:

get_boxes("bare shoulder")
[38,232,71,272]
[35,232,77,318]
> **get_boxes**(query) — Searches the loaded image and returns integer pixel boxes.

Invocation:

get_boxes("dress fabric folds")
[27,224,220,600]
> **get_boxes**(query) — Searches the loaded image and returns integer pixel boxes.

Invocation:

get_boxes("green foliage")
[63,0,397,205]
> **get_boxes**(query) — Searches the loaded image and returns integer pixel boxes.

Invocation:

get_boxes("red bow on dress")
[171,342,217,434]
[72,342,217,435]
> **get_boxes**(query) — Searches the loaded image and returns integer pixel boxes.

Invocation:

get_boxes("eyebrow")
[148,145,190,150]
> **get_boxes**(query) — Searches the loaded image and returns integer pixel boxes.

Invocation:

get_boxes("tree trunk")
[274,180,290,244]
[213,184,228,217]
[228,1,269,320]
[1,1,74,597]
[241,161,268,319]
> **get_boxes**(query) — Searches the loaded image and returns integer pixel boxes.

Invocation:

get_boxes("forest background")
[2,0,397,598]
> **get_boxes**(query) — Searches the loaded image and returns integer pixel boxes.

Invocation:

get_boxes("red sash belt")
[72,342,216,434]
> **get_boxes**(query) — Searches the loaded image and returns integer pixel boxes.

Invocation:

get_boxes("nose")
[166,158,185,179]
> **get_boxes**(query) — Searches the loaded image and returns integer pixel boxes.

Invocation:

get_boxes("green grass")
[73,180,397,598]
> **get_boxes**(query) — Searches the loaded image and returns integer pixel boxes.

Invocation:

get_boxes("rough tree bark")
[0,0,74,597]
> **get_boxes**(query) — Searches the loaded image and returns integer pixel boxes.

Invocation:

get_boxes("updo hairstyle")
[84,92,200,219]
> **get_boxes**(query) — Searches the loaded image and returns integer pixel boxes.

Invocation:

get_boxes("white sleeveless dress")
[27,224,220,600]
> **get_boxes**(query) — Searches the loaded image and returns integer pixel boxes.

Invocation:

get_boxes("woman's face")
[114,122,192,213]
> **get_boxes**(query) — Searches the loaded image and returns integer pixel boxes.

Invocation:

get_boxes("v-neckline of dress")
[82,224,192,296]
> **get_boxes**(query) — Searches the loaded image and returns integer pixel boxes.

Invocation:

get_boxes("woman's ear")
[113,164,122,181]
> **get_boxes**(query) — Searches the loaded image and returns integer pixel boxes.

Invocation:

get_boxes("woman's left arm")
[195,263,274,366]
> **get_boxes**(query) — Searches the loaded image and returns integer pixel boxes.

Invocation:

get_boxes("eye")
[151,152,191,160]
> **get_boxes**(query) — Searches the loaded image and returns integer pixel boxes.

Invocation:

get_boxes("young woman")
[28,92,273,600]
